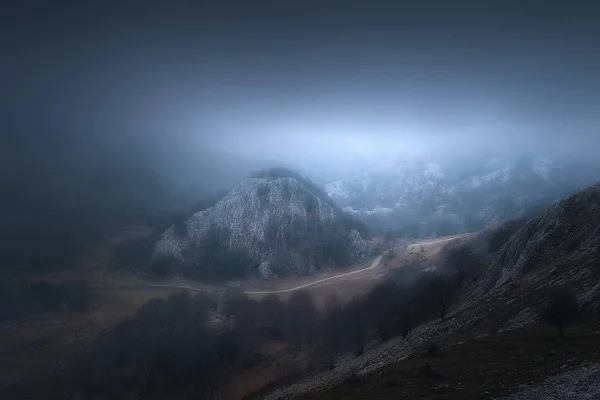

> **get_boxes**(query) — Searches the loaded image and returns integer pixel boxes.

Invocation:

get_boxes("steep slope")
[473,182,600,298]
[257,183,600,400]
[152,171,369,279]
[326,153,600,236]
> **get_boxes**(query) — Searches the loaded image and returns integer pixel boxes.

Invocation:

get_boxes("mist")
[2,1,600,270]
[4,1,600,177]
[4,3,600,398]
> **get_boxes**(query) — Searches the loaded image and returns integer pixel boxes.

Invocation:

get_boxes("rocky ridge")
[260,182,600,399]
[153,174,369,278]
[472,183,600,298]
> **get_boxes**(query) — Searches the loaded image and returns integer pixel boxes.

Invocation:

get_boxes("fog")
[3,1,599,183]
[2,1,600,265]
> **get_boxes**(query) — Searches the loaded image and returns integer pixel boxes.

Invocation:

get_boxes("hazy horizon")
[3,3,600,397]
[3,1,600,187]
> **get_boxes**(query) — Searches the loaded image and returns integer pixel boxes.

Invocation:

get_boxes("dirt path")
[243,253,385,294]
[139,254,383,295]
[137,234,469,295]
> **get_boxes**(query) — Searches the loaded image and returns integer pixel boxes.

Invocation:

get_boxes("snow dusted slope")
[326,153,600,236]
[153,174,369,278]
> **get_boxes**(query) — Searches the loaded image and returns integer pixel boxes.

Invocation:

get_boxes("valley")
[143,234,469,297]
[3,175,599,400]
[254,183,600,400]
[5,3,600,398]
[0,232,467,396]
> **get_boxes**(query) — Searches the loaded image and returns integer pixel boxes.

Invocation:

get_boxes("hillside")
[257,182,600,399]
[326,153,600,237]
[473,182,600,298]
[4,183,599,400]
[152,168,370,279]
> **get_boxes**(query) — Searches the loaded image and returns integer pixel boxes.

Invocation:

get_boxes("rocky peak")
[152,172,369,279]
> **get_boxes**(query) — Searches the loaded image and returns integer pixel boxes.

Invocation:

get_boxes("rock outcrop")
[152,172,369,278]
[472,183,600,296]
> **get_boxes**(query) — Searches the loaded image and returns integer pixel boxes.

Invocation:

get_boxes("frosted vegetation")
[152,168,370,279]
[327,153,600,237]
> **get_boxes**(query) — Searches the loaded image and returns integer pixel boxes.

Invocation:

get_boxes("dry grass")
[274,245,600,400]
[303,316,600,400]
[0,233,467,395]
[0,285,175,388]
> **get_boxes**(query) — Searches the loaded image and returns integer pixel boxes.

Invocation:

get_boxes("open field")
[0,233,469,392]
[142,233,473,304]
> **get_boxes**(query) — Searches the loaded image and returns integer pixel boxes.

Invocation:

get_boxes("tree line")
[8,224,587,399]
[18,263,470,399]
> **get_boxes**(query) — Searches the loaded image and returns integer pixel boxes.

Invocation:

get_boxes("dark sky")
[2,0,600,180]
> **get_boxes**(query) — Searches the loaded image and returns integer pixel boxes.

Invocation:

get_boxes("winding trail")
[244,253,385,294]
[135,234,468,295]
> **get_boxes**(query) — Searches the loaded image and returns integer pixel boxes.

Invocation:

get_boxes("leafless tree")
[365,282,400,340]
[542,287,582,339]
[419,273,459,320]
[318,294,344,368]
[396,301,415,339]
[284,290,319,345]
[220,291,264,362]
[341,295,370,355]
[445,245,483,283]
[258,294,285,339]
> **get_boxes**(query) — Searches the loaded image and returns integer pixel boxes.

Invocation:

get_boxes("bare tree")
[445,245,483,283]
[319,294,344,368]
[220,291,264,362]
[258,294,285,339]
[365,282,400,340]
[284,290,319,345]
[421,273,459,320]
[341,295,370,355]
[396,301,415,339]
[542,288,582,339]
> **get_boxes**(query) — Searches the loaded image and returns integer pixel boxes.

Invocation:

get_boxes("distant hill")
[152,168,370,279]
[325,153,600,237]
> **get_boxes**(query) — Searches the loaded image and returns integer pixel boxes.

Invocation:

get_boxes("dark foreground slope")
[258,183,600,400]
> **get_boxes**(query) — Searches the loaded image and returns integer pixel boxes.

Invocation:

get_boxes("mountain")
[325,152,600,237]
[473,182,600,299]
[152,168,370,279]
[258,182,600,400]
